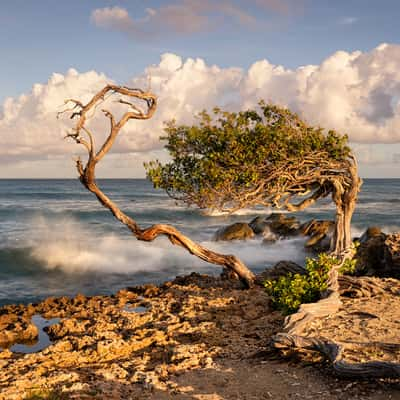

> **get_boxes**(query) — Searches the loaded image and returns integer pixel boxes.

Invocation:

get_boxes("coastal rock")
[0,311,38,348]
[257,261,305,283]
[354,227,387,276]
[383,233,400,278]
[248,215,278,243]
[214,222,255,241]
[300,219,334,252]
[249,216,270,235]
[359,226,382,243]
[266,213,300,236]
[0,273,399,398]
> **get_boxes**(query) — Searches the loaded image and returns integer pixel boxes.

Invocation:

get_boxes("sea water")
[0,179,399,306]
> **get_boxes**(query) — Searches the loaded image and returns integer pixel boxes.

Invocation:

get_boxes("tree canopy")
[146,102,353,213]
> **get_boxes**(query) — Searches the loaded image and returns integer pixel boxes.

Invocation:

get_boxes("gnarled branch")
[61,84,256,287]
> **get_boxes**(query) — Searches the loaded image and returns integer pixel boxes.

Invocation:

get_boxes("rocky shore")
[0,215,400,399]
[0,269,399,399]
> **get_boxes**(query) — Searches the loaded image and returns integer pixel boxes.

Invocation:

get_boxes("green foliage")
[145,102,351,211]
[339,257,357,275]
[264,254,338,315]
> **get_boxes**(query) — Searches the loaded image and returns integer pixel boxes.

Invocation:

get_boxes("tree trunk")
[63,85,256,288]
[80,165,256,288]
[331,157,361,258]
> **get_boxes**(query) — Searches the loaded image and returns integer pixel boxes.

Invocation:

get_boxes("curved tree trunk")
[331,156,362,258]
[62,85,256,288]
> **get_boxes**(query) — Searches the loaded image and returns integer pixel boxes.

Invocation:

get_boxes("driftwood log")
[60,85,255,287]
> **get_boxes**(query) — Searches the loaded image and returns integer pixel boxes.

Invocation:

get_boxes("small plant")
[264,254,338,315]
[339,257,357,275]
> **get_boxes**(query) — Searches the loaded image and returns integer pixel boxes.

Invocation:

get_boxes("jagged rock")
[299,219,334,252]
[265,213,300,236]
[248,215,278,243]
[354,227,387,276]
[0,311,38,348]
[214,222,255,241]
[359,226,382,243]
[257,261,306,283]
[383,233,400,278]
[249,216,269,234]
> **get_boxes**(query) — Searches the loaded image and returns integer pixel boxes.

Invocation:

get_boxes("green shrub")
[264,254,338,315]
[339,257,357,275]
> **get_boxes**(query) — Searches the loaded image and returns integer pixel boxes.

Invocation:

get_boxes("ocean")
[0,179,399,306]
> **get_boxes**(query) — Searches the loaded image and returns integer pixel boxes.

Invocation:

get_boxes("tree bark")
[331,156,361,258]
[63,85,256,288]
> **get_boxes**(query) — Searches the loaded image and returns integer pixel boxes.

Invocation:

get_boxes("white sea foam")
[26,216,307,275]
[202,207,280,217]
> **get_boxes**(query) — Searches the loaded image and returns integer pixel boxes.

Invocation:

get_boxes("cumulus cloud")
[91,6,134,33]
[2,43,400,172]
[0,69,110,159]
[240,43,400,143]
[90,1,295,38]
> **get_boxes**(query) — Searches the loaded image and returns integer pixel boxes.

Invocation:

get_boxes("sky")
[1,0,400,178]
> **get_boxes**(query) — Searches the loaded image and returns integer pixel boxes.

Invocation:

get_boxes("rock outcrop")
[354,227,387,276]
[299,219,334,252]
[214,222,255,241]
[257,261,306,283]
[383,233,400,278]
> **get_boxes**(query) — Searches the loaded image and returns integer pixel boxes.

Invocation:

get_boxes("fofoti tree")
[145,102,362,257]
[59,85,255,287]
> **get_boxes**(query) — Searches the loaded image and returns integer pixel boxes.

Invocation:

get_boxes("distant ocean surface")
[0,179,399,306]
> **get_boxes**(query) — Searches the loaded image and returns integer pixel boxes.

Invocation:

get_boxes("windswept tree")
[60,85,255,287]
[145,103,362,257]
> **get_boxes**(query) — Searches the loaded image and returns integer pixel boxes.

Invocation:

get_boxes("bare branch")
[62,84,256,287]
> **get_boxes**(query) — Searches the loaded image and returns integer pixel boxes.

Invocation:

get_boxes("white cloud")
[240,43,400,143]
[2,43,400,177]
[91,6,134,32]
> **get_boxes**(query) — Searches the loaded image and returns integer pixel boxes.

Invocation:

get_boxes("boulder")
[248,215,278,243]
[354,227,387,276]
[299,219,335,253]
[249,216,269,235]
[383,233,400,278]
[257,261,306,283]
[265,213,300,236]
[214,222,255,241]
[359,226,382,244]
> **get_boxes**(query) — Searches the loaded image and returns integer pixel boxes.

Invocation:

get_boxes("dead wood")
[271,271,400,378]
[60,84,256,287]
